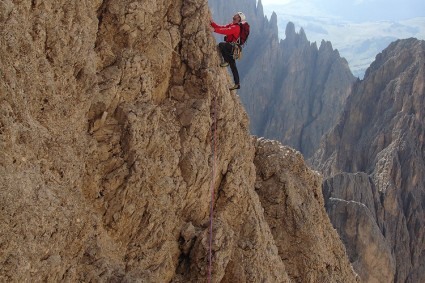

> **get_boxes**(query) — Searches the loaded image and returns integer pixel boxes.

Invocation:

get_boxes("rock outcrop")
[0,0,357,282]
[210,0,356,158]
[312,38,425,283]
[254,138,358,283]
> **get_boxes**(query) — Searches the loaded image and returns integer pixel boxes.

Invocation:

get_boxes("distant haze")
[261,0,425,21]
[260,0,425,77]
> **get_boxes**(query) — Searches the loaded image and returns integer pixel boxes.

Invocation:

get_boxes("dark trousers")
[219,42,240,85]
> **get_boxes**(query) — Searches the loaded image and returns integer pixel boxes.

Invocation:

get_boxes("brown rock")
[254,138,359,283]
[1,0,357,282]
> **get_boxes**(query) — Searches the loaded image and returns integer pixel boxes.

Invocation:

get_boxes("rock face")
[323,173,396,283]
[254,138,358,283]
[0,0,357,282]
[312,38,425,283]
[210,0,356,158]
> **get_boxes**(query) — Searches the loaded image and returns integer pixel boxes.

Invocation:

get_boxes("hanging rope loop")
[208,92,218,283]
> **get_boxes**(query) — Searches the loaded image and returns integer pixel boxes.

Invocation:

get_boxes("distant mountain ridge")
[263,2,425,78]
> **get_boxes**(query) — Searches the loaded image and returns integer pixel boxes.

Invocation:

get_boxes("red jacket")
[211,21,240,43]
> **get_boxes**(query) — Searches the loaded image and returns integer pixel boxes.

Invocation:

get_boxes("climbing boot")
[220,62,229,67]
[229,84,240,90]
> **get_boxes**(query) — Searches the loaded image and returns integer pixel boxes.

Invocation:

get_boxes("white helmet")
[237,12,246,22]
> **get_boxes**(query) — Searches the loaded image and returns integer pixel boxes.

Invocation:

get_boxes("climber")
[210,12,246,91]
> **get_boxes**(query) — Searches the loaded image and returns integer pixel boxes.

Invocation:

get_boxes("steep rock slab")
[0,0,286,281]
[253,138,358,283]
[0,1,117,281]
[87,0,290,281]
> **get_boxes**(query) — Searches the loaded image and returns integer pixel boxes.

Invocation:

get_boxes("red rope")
[208,93,218,282]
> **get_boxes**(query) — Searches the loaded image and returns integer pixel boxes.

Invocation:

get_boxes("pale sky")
[259,0,425,77]
[260,0,425,21]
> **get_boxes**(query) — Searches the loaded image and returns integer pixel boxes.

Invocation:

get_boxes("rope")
[155,35,180,56]
[208,92,218,282]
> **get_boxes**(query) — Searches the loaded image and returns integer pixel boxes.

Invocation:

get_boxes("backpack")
[238,22,250,47]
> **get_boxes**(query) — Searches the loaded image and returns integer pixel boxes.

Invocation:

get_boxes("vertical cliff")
[0,0,357,282]
[312,38,425,282]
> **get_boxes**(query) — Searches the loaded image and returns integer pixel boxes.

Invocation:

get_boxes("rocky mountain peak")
[319,39,334,53]
[285,21,296,38]
[299,27,307,41]
[365,37,422,78]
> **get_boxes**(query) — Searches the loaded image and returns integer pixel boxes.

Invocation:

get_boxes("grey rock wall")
[313,38,425,283]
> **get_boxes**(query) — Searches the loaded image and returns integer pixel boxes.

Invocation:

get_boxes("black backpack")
[238,22,250,47]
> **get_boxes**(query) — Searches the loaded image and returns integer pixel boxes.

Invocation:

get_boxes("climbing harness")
[232,43,242,60]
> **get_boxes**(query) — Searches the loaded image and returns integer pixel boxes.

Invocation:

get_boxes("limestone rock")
[254,138,359,283]
[1,0,357,282]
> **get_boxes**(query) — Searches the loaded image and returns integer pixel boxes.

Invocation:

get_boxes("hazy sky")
[260,0,425,21]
